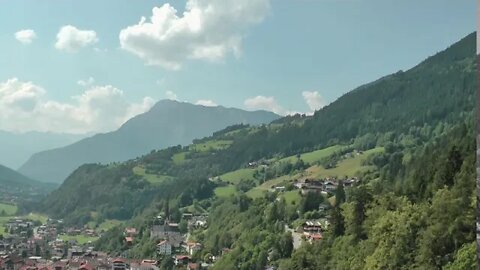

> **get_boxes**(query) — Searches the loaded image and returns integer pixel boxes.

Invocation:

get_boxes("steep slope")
[38,32,476,228]
[19,101,280,183]
[207,32,476,172]
[0,163,39,187]
[0,164,56,192]
[0,131,86,169]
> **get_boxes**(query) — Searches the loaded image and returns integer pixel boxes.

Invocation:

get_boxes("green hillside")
[19,102,279,183]
[35,33,476,270]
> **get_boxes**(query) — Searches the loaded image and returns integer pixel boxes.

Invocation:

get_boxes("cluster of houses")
[142,212,213,269]
[123,228,137,246]
[4,218,36,236]
[0,217,108,269]
[300,220,329,244]
[150,214,206,268]
[0,252,166,270]
[278,177,360,195]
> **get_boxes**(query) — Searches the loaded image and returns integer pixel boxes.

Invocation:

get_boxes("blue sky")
[0,0,475,134]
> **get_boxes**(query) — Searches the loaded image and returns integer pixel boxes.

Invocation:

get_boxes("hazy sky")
[0,0,475,134]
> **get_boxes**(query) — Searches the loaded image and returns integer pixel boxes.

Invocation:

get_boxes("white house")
[186,242,202,255]
[157,240,172,255]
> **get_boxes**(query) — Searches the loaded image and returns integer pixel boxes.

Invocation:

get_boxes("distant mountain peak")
[19,103,280,183]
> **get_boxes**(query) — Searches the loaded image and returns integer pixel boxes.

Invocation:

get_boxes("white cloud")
[119,0,270,70]
[245,92,326,116]
[55,25,98,52]
[165,90,178,101]
[195,99,217,107]
[15,29,36,44]
[77,77,95,87]
[0,78,154,134]
[302,91,326,112]
[244,96,284,115]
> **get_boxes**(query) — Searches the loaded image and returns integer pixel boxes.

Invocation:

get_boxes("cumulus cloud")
[165,90,178,101]
[15,29,37,44]
[77,77,95,87]
[195,99,217,107]
[244,96,285,115]
[0,78,154,134]
[245,92,327,116]
[119,0,270,70]
[302,91,326,112]
[55,25,98,52]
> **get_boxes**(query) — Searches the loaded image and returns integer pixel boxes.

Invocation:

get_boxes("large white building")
[157,240,172,255]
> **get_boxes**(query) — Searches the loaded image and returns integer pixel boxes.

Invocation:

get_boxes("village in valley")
[0,162,359,270]
[0,146,368,270]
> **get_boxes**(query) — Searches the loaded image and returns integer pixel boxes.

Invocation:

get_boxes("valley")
[0,32,476,270]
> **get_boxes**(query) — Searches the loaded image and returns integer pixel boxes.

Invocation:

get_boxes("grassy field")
[133,166,172,184]
[281,190,302,206]
[59,234,99,245]
[172,152,188,165]
[218,168,257,184]
[245,147,383,199]
[246,188,267,199]
[246,173,304,198]
[277,145,344,164]
[306,147,384,179]
[0,216,10,235]
[24,213,48,224]
[190,140,233,152]
[0,203,17,216]
[214,185,237,198]
[256,175,294,191]
[182,203,208,214]
[98,220,122,231]
[87,219,122,232]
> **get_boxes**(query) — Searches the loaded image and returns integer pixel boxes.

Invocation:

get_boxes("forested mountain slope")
[19,101,279,183]
[0,164,56,194]
[34,32,476,270]
[0,131,86,169]
[207,32,476,172]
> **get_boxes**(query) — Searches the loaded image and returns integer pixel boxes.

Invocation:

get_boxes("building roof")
[125,237,134,242]
[157,240,170,246]
[175,255,190,260]
[112,258,127,263]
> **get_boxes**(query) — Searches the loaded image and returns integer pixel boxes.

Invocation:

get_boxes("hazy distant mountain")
[0,131,87,169]
[0,163,53,189]
[19,100,280,183]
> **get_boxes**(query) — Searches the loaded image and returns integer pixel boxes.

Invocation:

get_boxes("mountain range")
[39,32,476,222]
[0,163,56,193]
[19,101,280,183]
[32,33,476,269]
[0,131,87,169]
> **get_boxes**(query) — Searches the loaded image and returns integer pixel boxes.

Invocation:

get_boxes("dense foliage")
[35,32,476,269]
[280,120,475,270]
